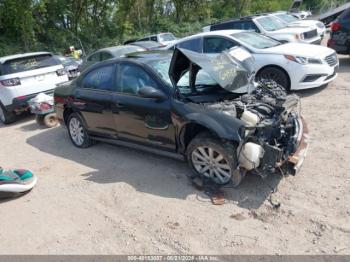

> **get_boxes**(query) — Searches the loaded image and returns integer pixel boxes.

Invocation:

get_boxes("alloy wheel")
[191,146,232,184]
[69,117,85,146]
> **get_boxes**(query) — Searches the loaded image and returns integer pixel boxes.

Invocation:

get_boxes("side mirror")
[138,86,166,101]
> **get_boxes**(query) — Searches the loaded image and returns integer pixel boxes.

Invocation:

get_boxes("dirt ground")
[0,54,349,255]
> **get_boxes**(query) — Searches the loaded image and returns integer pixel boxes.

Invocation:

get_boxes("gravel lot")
[0,54,349,255]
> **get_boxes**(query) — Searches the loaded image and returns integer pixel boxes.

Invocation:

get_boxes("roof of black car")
[209,14,268,26]
[125,50,173,62]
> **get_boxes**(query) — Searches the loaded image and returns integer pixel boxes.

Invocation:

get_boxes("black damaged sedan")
[54,47,309,186]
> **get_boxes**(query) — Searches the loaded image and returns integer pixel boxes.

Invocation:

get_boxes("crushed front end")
[170,47,309,178]
[236,82,309,176]
[206,81,309,177]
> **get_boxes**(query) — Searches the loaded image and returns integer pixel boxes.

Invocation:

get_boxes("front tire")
[67,113,91,148]
[257,67,290,91]
[187,133,242,186]
[0,104,16,124]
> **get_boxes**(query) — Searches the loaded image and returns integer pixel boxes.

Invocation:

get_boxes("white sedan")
[166,30,338,91]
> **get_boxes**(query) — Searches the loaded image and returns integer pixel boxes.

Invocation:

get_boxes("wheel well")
[182,123,213,150]
[256,65,291,90]
[63,107,74,125]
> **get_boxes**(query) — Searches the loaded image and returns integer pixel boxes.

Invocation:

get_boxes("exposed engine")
[206,81,301,176]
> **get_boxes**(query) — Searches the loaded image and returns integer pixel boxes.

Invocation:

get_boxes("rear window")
[2,54,60,75]
[211,21,238,31]
[177,38,202,52]
[159,33,176,42]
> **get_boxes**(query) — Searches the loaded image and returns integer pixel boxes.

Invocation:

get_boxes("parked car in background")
[128,41,163,50]
[288,0,312,19]
[55,55,81,80]
[292,11,312,20]
[203,15,321,44]
[79,45,146,72]
[0,52,68,124]
[54,48,308,186]
[166,30,338,91]
[319,3,350,26]
[136,33,177,46]
[327,8,350,55]
[270,12,326,38]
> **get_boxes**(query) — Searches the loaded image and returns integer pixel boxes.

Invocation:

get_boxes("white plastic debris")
[29,93,54,105]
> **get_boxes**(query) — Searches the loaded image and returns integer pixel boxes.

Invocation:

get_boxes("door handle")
[116,103,125,108]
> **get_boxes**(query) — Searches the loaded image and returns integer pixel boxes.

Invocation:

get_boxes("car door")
[74,63,118,138]
[113,61,176,151]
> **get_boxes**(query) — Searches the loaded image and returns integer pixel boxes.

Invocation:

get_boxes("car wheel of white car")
[257,67,289,91]
[187,132,242,186]
[0,104,16,125]
[67,113,91,148]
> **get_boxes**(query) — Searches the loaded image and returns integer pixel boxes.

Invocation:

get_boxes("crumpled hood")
[169,47,254,93]
[261,43,334,58]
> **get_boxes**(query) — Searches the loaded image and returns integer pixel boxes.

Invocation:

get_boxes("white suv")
[0,52,68,124]
[270,12,326,38]
[203,15,321,45]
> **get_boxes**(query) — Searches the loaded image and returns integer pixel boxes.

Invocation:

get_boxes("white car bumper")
[290,62,339,90]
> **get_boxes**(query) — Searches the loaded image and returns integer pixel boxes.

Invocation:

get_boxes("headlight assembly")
[284,55,322,65]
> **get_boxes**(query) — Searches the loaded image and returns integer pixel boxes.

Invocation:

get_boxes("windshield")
[148,59,218,95]
[233,32,281,49]
[256,16,286,31]
[275,13,299,23]
[2,54,60,75]
[148,59,172,86]
[159,33,176,42]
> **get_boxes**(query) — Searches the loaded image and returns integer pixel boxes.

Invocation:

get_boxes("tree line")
[0,0,347,56]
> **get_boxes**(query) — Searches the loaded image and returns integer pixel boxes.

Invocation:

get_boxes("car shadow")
[339,57,350,73]
[26,127,282,209]
[294,84,328,98]
[0,191,32,203]
[0,113,34,128]
[20,121,48,132]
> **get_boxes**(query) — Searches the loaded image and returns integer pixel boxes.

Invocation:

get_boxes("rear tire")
[67,113,92,148]
[0,103,16,125]
[187,132,242,186]
[257,67,290,91]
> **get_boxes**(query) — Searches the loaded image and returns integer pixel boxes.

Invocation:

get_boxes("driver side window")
[116,63,158,96]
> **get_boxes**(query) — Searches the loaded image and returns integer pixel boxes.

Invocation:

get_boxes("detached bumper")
[287,117,309,175]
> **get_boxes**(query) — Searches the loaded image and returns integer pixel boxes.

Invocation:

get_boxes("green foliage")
[0,0,346,56]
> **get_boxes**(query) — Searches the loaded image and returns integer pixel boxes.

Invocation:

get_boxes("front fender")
[182,112,245,143]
